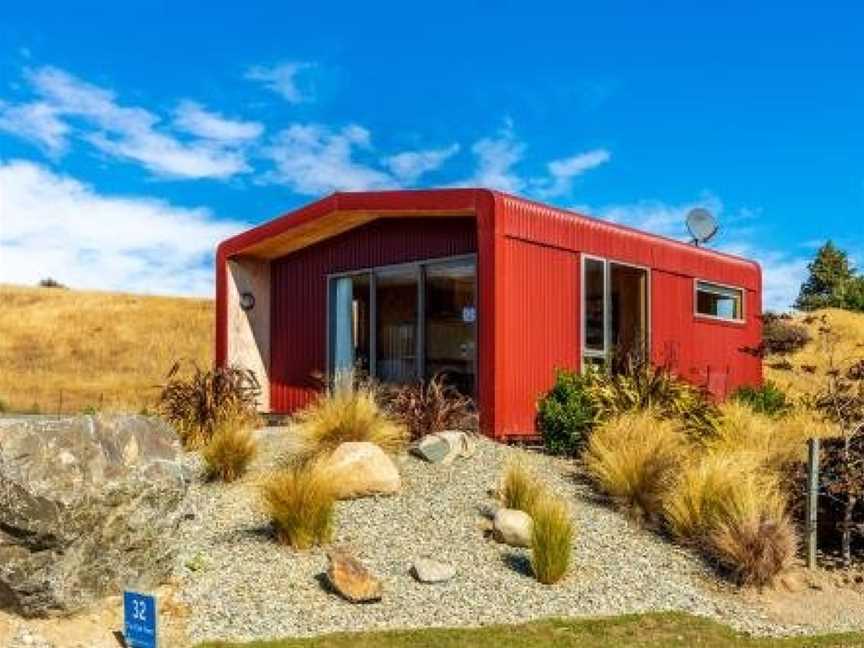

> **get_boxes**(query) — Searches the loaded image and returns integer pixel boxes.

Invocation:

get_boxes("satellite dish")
[686,208,718,246]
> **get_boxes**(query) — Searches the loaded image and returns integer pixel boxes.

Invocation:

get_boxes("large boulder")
[325,442,400,499]
[0,415,190,617]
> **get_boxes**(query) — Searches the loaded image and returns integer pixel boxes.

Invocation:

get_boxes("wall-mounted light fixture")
[239,292,256,311]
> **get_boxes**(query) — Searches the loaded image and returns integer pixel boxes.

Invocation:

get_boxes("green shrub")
[531,492,574,585]
[731,382,791,417]
[537,369,597,455]
[261,460,336,549]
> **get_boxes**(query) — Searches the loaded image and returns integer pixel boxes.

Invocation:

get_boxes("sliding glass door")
[328,255,476,394]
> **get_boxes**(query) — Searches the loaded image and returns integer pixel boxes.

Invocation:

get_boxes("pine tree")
[795,241,857,311]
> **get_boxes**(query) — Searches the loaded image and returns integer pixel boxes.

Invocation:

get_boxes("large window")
[695,280,743,321]
[329,255,476,395]
[582,256,649,369]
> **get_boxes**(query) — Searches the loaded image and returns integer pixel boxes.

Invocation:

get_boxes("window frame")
[693,279,745,323]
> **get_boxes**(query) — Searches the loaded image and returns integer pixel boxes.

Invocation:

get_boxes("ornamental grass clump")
[202,417,256,483]
[584,409,687,523]
[292,371,408,462]
[261,461,336,550]
[158,361,260,449]
[500,460,545,514]
[382,372,476,440]
[531,492,574,585]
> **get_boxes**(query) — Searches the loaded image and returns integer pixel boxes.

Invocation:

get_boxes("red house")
[215,189,762,440]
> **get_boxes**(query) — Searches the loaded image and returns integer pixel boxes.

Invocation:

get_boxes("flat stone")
[411,559,456,583]
[411,436,450,463]
[326,548,382,603]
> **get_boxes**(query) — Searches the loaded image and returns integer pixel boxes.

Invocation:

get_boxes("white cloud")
[1,66,257,179]
[173,101,263,141]
[385,144,460,183]
[245,62,315,103]
[263,123,394,194]
[0,159,246,295]
[458,125,526,193]
[535,149,611,197]
[0,100,70,155]
[578,195,806,311]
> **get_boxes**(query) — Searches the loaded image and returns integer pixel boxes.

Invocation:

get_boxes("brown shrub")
[382,373,476,440]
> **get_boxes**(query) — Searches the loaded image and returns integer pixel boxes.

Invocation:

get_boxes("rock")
[325,548,382,603]
[411,431,476,465]
[325,442,400,499]
[411,559,456,583]
[0,415,189,617]
[493,508,533,548]
[411,435,450,463]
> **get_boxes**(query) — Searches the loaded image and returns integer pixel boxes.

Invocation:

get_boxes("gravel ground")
[173,427,810,645]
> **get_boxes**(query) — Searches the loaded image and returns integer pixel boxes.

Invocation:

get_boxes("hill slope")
[0,284,213,414]
[764,308,864,398]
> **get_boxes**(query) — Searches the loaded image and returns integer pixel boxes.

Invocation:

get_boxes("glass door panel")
[329,273,371,375]
[375,267,419,384]
[424,259,476,395]
[583,257,606,358]
[610,263,649,365]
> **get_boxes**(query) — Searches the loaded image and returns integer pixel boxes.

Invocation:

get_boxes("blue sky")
[1,1,862,309]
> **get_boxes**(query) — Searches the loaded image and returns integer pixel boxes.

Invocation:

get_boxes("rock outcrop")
[0,415,190,617]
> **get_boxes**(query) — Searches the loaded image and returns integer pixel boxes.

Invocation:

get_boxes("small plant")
[500,460,545,513]
[762,313,811,355]
[587,358,717,435]
[382,373,476,440]
[584,409,686,523]
[537,369,598,455]
[530,492,574,585]
[38,277,66,289]
[80,404,99,415]
[731,382,791,417]
[0,397,7,413]
[261,461,336,550]
[202,419,257,482]
[158,362,260,449]
[293,372,407,461]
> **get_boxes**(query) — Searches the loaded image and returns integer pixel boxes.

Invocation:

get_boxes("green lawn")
[196,612,864,648]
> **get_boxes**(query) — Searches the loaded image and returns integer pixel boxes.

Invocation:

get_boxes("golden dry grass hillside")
[0,284,213,414]
[765,308,864,398]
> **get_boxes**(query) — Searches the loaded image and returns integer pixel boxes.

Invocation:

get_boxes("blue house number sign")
[124,590,158,648]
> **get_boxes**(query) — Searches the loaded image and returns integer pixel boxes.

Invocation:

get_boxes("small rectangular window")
[695,281,743,321]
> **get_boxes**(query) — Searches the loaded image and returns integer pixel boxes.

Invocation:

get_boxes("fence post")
[806,437,820,570]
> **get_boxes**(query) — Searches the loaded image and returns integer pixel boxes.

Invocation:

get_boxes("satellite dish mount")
[686,208,719,247]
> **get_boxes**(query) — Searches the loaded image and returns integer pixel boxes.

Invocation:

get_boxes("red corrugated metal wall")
[495,194,762,437]
[269,216,477,412]
[498,237,579,436]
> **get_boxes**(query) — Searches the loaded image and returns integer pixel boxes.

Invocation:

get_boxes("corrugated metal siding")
[498,237,579,436]
[270,216,477,413]
[495,195,762,435]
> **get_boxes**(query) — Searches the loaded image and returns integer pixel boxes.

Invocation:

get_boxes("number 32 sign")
[124,590,159,648]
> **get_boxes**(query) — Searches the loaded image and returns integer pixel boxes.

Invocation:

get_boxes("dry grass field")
[764,308,864,398]
[0,284,213,414]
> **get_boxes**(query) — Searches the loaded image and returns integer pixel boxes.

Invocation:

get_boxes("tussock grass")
[584,410,687,522]
[292,375,407,462]
[202,419,257,483]
[530,492,574,585]
[500,460,545,514]
[261,461,336,550]
[0,284,212,413]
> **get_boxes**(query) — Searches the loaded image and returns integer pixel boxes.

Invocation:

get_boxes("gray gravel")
[173,427,810,644]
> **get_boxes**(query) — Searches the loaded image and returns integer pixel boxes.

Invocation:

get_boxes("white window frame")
[580,254,651,370]
[693,279,745,323]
